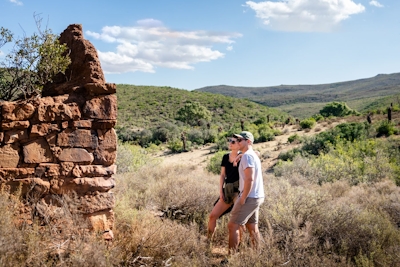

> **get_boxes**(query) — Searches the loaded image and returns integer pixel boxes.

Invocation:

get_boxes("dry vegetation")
[1,114,400,267]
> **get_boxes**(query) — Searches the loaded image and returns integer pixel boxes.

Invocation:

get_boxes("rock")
[1,102,35,121]
[7,178,50,195]
[93,148,116,166]
[42,24,105,97]
[37,163,61,177]
[97,129,117,150]
[4,129,28,144]
[23,138,54,163]
[72,164,116,178]
[102,230,114,240]
[50,177,114,194]
[30,123,60,137]
[80,192,115,214]
[58,148,94,163]
[0,144,20,168]
[37,102,81,122]
[57,129,98,149]
[83,94,117,120]
[92,120,117,129]
[1,121,30,130]
[60,162,74,176]
[0,167,35,181]
[84,83,116,95]
[70,120,92,129]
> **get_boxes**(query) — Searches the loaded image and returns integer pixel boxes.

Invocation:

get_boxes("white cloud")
[9,0,23,6]
[245,0,365,32]
[86,20,242,74]
[369,1,383,8]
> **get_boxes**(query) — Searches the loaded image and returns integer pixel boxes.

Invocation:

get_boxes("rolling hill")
[116,84,290,131]
[195,72,400,118]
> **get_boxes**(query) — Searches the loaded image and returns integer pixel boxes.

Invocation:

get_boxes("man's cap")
[233,131,254,143]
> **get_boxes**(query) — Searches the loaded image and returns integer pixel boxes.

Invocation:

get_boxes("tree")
[176,102,212,126]
[0,15,71,100]
[319,102,355,118]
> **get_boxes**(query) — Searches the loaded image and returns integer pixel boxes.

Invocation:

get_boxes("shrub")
[288,133,300,143]
[167,139,184,153]
[116,141,160,173]
[376,121,396,137]
[0,17,71,100]
[187,128,204,145]
[206,150,226,174]
[319,102,355,117]
[152,122,180,143]
[300,118,316,129]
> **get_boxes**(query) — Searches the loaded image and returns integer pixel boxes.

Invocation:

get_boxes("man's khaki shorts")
[229,197,264,225]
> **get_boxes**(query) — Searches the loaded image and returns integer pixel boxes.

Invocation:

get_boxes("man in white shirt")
[228,131,264,253]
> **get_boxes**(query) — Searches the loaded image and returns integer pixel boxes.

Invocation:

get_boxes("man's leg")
[228,221,241,252]
[245,223,261,250]
[245,198,264,250]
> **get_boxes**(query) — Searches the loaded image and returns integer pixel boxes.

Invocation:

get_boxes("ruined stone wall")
[0,24,117,238]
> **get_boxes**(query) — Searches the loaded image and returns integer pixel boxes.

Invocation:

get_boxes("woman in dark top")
[207,137,241,240]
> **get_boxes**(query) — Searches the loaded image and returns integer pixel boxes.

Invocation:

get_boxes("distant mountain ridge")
[195,72,400,117]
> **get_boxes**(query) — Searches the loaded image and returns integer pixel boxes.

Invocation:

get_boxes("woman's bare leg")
[207,199,232,240]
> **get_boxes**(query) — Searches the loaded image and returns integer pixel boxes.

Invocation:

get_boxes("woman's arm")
[219,166,226,201]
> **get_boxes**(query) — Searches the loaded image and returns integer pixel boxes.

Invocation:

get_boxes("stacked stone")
[0,24,117,238]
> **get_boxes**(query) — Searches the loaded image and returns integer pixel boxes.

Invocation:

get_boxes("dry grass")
[1,144,400,266]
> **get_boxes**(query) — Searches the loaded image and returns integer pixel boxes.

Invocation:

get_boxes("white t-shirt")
[238,149,264,198]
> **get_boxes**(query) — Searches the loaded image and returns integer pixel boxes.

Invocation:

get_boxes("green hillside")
[196,72,400,118]
[117,84,288,129]
[116,84,290,146]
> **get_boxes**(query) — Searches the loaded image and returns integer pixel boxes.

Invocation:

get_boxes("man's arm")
[240,166,254,205]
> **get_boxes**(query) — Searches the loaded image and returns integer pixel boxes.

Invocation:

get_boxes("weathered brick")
[0,168,35,181]
[72,164,116,178]
[4,129,28,144]
[0,144,20,168]
[83,94,117,120]
[23,138,53,164]
[1,121,30,130]
[57,129,98,148]
[58,148,94,163]
[1,102,35,121]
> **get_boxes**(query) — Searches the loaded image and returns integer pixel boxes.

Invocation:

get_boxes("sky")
[0,0,399,91]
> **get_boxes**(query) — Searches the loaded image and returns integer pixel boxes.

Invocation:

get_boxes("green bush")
[116,141,160,173]
[376,121,396,137]
[288,134,300,143]
[300,118,316,129]
[187,129,204,145]
[319,101,356,117]
[206,150,226,174]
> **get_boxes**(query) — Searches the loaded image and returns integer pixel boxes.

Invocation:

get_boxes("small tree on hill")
[176,102,212,126]
[0,15,71,100]
[319,101,355,118]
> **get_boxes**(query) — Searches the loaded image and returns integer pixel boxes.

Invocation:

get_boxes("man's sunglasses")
[229,138,246,144]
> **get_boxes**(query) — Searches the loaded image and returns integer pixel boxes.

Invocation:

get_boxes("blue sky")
[0,0,399,90]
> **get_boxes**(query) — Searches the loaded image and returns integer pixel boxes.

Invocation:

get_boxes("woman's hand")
[233,154,243,166]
